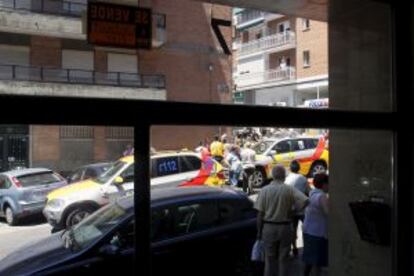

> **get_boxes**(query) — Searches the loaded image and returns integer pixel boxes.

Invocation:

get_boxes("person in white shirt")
[285,160,310,257]
[240,142,256,194]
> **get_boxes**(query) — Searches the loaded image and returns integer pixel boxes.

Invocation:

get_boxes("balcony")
[0,0,86,17]
[235,10,266,28]
[235,67,296,90]
[238,31,296,57]
[0,64,166,99]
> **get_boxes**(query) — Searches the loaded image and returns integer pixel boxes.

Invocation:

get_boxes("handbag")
[251,239,265,262]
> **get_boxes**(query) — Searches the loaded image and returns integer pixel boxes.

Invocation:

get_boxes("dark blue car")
[0,187,258,276]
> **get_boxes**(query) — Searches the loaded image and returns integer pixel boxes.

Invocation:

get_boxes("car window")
[151,207,174,241]
[16,172,62,187]
[179,156,201,173]
[273,140,291,154]
[110,220,135,250]
[0,176,11,189]
[156,157,179,177]
[120,164,134,183]
[173,202,219,236]
[219,199,256,225]
[304,138,319,149]
[292,139,306,151]
[69,168,84,183]
[254,140,274,154]
[85,167,98,179]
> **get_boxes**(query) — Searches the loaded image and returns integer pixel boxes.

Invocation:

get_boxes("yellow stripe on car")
[47,179,101,200]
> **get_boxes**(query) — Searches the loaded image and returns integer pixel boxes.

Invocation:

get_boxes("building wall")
[22,1,232,169]
[295,18,328,79]
[140,0,232,149]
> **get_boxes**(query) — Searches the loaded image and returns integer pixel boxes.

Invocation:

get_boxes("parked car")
[0,168,67,225]
[252,135,329,187]
[1,187,257,276]
[44,151,227,231]
[66,162,112,184]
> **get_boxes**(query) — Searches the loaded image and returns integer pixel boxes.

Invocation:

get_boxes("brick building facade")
[0,0,232,172]
[233,10,328,107]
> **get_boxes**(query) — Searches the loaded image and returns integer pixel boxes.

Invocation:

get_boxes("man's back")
[210,141,224,157]
[255,181,306,222]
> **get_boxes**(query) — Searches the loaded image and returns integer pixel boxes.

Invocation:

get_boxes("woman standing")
[302,173,329,276]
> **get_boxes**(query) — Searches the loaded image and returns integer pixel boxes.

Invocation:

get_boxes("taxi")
[43,151,226,231]
[252,136,329,187]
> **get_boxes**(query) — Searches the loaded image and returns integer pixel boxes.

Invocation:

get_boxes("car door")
[150,156,181,189]
[271,140,293,168]
[152,200,222,276]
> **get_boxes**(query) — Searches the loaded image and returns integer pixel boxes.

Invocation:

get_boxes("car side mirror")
[99,244,120,256]
[113,176,124,185]
[268,150,277,156]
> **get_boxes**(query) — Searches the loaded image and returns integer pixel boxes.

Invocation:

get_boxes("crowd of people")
[255,164,329,276]
[195,133,257,193]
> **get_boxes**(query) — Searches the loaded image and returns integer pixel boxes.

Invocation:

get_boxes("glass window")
[151,208,174,241]
[305,138,319,149]
[69,168,83,183]
[174,202,219,235]
[302,18,310,30]
[0,176,11,189]
[16,172,63,187]
[303,50,310,67]
[273,140,291,154]
[219,199,255,225]
[156,157,179,177]
[85,167,98,179]
[120,164,134,182]
[179,156,201,173]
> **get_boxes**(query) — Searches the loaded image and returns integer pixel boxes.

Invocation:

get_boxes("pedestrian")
[210,135,224,163]
[285,160,310,257]
[225,145,243,187]
[123,144,134,156]
[302,173,329,276]
[240,142,256,194]
[255,165,309,276]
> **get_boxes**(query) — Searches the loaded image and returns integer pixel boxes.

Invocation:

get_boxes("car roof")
[119,151,200,163]
[117,187,248,211]
[263,135,321,142]
[79,162,112,169]
[2,168,54,177]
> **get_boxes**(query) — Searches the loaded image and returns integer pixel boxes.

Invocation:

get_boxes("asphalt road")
[0,217,52,260]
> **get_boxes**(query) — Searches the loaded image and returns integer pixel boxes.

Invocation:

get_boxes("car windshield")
[254,140,275,154]
[95,161,127,184]
[66,202,127,251]
[16,172,62,187]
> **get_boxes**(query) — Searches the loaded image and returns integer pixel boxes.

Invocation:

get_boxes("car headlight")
[47,198,65,209]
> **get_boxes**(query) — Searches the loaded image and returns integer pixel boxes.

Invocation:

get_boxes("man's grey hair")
[272,165,286,181]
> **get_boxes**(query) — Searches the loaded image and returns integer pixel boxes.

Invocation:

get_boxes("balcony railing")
[235,67,296,88]
[239,31,296,56]
[0,64,165,89]
[0,0,86,17]
[236,10,266,26]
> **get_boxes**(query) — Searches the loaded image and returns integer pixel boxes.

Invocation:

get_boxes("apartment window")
[60,126,94,139]
[108,53,138,73]
[302,19,310,30]
[303,51,310,67]
[105,127,134,139]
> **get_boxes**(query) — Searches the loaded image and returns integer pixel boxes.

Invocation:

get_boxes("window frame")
[303,50,310,68]
[0,2,411,274]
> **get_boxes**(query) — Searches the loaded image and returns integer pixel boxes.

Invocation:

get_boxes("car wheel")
[310,161,327,177]
[65,207,96,228]
[5,207,18,226]
[251,168,266,188]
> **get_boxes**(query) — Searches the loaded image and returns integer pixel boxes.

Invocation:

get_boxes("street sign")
[87,2,152,49]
